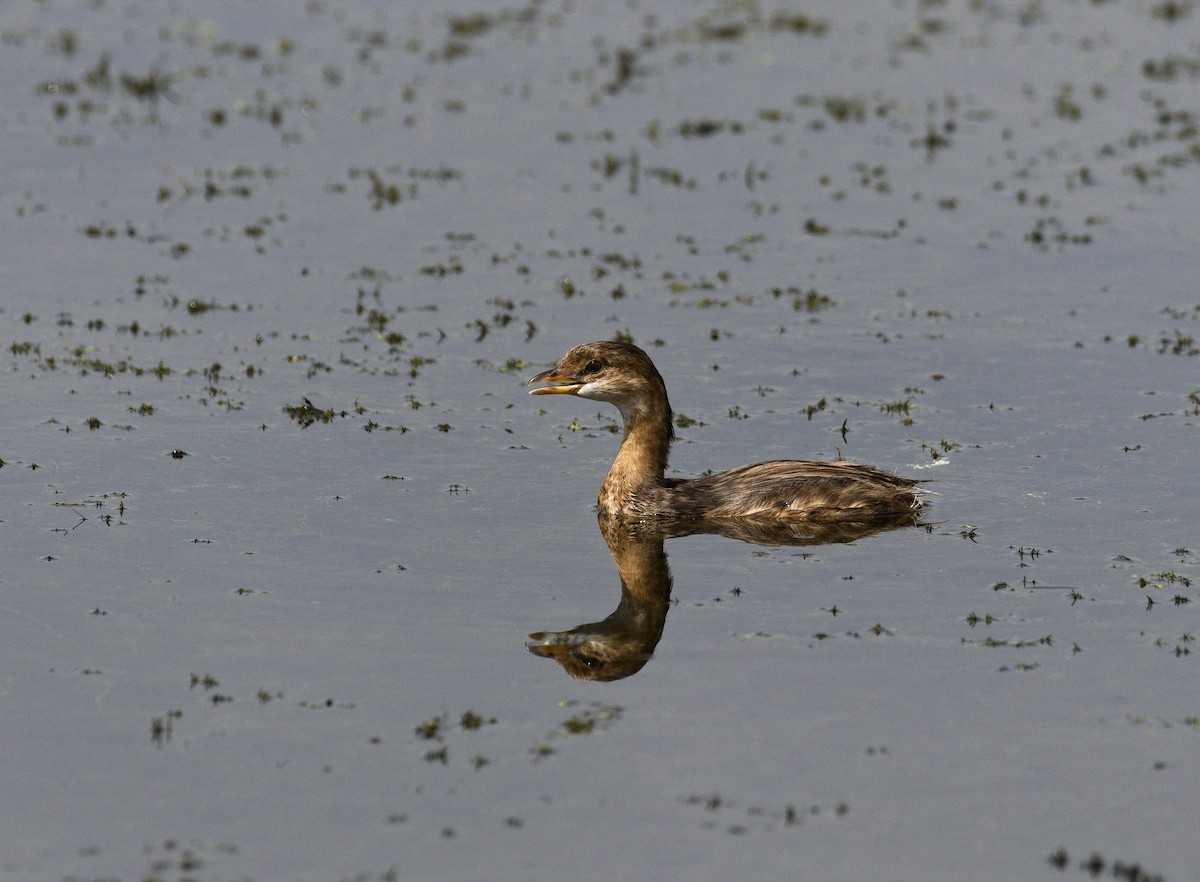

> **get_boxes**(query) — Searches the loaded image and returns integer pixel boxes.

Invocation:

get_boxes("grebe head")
[527,341,670,426]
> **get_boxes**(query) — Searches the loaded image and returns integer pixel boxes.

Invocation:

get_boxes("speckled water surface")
[1,1,1198,880]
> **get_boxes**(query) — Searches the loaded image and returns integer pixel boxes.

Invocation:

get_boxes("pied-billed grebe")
[528,340,926,522]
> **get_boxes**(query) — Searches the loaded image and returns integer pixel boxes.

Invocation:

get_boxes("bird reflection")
[527,511,922,682]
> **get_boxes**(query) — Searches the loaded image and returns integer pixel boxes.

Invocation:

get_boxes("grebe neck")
[600,408,672,515]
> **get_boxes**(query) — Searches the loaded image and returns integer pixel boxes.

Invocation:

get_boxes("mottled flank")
[529,340,926,523]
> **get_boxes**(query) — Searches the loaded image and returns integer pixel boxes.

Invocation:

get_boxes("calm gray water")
[2,1,1198,880]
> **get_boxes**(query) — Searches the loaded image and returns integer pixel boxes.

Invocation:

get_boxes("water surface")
[1,1,1198,880]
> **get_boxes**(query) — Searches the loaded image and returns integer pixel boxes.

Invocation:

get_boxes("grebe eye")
[582,359,603,374]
